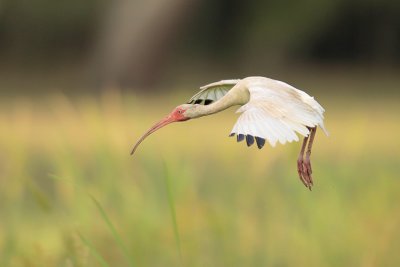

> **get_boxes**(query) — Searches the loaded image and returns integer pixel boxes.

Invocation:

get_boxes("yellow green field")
[0,88,399,266]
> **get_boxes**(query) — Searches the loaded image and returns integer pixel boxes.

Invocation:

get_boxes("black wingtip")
[229,133,235,137]
[255,137,265,149]
[237,134,245,142]
[246,135,255,147]
[204,99,213,105]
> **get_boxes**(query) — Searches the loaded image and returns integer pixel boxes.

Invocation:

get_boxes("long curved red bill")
[130,115,175,155]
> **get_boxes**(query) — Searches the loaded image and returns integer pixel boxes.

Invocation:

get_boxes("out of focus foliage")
[0,0,399,90]
[0,0,104,58]
[0,88,399,266]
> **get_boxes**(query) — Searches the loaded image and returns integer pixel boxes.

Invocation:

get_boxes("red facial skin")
[170,107,190,122]
[130,107,190,155]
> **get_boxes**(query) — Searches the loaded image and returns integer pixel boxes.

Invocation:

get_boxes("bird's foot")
[297,157,313,190]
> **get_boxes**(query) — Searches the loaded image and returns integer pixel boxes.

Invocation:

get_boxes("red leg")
[297,127,317,190]
[297,135,309,188]
[304,127,316,187]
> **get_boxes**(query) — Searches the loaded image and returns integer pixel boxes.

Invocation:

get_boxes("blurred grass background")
[0,86,399,266]
[0,0,400,266]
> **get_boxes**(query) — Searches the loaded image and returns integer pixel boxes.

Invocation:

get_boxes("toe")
[297,160,308,187]
[302,163,313,188]
[304,159,313,185]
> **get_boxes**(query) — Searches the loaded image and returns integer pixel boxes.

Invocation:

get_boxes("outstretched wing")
[229,80,326,149]
[187,79,240,105]
[229,105,308,149]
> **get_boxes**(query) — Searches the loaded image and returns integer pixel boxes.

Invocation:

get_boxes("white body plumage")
[228,77,327,147]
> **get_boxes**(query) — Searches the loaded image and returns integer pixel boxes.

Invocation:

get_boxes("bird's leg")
[303,127,317,189]
[297,134,310,188]
[304,127,317,181]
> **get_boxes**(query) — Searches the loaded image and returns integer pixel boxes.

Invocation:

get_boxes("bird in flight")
[131,76,327,190]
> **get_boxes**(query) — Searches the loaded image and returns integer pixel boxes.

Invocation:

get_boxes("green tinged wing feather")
[187,80,239,105]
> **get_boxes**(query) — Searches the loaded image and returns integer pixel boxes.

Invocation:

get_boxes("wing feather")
[229,78,326,148]
[188,79,240,106]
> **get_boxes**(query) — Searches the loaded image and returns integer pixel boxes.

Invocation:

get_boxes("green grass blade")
[49,174,137,266]
[162,161,183,265]
[90,195,136,267]
[78,232,110,267]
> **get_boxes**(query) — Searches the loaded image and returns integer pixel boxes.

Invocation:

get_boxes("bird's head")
[130,104,193,155]
[171,104,193,121]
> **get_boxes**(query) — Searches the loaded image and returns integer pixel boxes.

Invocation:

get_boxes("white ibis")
[131,76,327,189]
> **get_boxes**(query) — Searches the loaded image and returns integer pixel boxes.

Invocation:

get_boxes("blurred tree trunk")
[91,0,199,90]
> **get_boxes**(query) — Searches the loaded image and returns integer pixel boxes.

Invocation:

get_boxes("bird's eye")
[178,110,182,114]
